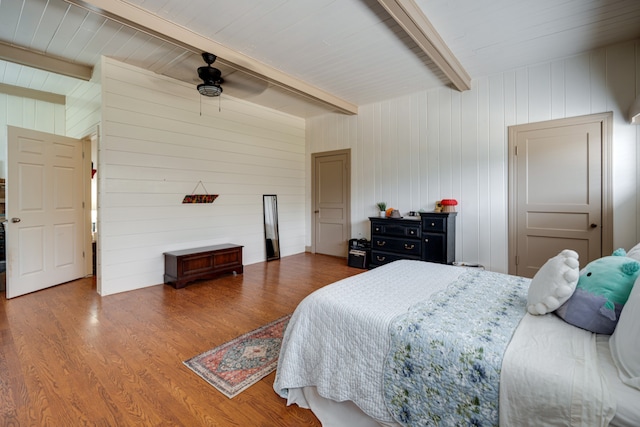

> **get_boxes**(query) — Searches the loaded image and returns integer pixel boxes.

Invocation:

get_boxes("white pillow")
[527,249,580,315]
[626,242,640,262]
[610,275,640,390]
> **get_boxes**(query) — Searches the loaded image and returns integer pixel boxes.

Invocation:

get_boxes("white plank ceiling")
[1,0,640,118]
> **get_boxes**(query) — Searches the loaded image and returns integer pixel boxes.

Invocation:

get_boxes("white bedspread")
[500,312,616,426]
[274,260,617,426]
[273,260,464,422]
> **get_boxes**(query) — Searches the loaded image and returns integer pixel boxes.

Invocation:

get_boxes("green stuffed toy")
[555,248,640,334]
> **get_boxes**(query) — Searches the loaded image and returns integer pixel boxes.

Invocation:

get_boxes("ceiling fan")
[197,52,224,97]
[160,51,268,100]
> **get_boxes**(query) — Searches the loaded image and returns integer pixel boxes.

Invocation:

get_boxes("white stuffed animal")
[527,249,580,315]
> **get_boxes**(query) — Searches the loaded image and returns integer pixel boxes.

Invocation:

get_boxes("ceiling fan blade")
[219,70,269,98]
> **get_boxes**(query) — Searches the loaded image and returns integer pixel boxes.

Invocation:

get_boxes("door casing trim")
[507,112,613,275]
[310,148,351,255]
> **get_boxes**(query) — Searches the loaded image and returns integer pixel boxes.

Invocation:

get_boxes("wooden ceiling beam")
[0,42,92,81]
[64,0,358,115]
[377,0,471,92]
[0,83,66,104]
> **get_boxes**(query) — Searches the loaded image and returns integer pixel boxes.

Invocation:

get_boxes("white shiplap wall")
[0,95,65,177]
[65,59,102,141]
[307,40,640,274]
[98,58,306,296]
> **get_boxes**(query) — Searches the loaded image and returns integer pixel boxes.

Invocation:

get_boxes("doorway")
[508,113,613,278]
[311,149,351,257]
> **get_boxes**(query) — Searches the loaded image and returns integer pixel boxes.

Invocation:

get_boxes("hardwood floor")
[0,253,363,426]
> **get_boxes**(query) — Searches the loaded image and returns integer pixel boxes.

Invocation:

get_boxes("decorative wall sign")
[182,194,218,204]
[183,181,218,204]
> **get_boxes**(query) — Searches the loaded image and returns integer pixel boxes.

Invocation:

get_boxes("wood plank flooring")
[0,253,363,426]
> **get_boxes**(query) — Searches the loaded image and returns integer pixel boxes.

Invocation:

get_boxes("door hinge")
[514,146,518,156]
[82,251,85,258]
[515,255,519,265]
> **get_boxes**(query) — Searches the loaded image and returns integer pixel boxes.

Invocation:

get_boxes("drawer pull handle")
[404,244,415,250]
[425,238,429,243]
[409,230,415,235]
[377,256,386,261]
[431,222,435,226]
[377,241,386,246]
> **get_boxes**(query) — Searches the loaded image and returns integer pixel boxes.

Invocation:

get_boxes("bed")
[273,259,640,426]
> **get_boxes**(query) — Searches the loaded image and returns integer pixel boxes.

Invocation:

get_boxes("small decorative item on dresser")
[376,202,387,217]
[440,199,458,212]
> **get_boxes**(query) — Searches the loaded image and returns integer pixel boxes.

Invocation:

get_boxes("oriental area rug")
[184,314,291,398]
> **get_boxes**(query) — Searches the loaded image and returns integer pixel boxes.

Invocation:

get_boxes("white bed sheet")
[288,387,399,427]
[500,313,615,426]
[596,335,640,427]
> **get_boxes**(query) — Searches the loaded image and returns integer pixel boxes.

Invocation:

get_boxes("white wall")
[307,40,640,273]
[98,58,306,296]
[4,39,638,293]
[66,59,102,140]
[0,95,65,178]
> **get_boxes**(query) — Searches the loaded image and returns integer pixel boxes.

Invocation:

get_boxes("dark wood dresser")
[369,212,456,268]
[164,243,243,288]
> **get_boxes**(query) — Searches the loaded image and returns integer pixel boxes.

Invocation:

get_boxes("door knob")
[11,217,21,223]
[590,223,597,228]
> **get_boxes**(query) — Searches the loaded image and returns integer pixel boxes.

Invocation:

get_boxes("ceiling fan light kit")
[197,52,224,97]
[197,83,222,97]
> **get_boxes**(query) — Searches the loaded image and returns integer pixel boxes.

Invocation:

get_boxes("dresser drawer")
[372,222,421,238]
[422,216,446,232]
[372,236,421,256]
[370,250,420,266]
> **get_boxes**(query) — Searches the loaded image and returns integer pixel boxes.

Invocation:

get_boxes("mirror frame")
[263,194,280,261]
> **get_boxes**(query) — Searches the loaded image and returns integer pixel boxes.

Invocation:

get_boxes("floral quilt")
[383,269,530,426]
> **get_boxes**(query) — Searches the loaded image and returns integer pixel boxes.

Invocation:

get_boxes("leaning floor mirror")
[263,195,280,261]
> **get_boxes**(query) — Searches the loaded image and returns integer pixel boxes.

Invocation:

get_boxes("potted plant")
[376,202,387,217]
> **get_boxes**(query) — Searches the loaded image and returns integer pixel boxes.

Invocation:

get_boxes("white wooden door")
[6,126,86,298]
[312,150,350,257]
[509,114,611,278]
